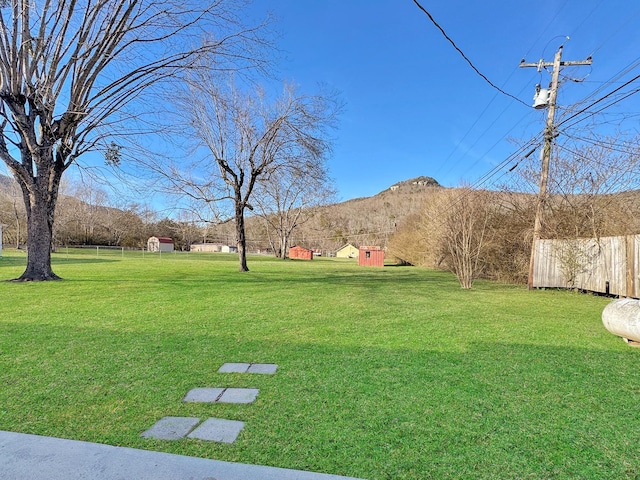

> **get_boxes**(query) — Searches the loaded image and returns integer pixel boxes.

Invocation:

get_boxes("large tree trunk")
[280,232,289,259]
[13,170,63,281]
[235,202,249,272]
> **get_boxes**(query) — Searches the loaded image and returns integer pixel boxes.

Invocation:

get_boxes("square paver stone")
[218,388,259,404]
[217,363,251,373]
[247,363,278,374]
[183,387,226,403]
[141,416,200,440]
[187,418,245,443]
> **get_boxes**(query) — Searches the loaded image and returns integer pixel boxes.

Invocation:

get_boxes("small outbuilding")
[289,245,314,260]
[147,236,174,253]
[191,243,237,253]
[190,243,222,253]
[336,243,359,259]
[358,246,384,267]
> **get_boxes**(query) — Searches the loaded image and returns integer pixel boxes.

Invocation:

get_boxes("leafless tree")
[440,189,493,289]
[253,163,335,258]
[388,213,428,266]
[7,179,24,249]
[510,133,640,239]
[0,0,267,280]
[391,187,493,288]
[160,74,340,272]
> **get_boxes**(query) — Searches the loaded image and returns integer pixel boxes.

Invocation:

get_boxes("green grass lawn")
[0,248,638,479]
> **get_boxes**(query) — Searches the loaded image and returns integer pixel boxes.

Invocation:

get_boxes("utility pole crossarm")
[519,58,592,69]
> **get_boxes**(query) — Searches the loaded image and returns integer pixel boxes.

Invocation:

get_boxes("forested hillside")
[5,168,640,287]
[0,173,443,253]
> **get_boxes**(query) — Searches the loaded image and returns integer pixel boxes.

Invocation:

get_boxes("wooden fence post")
[626,235,635,298]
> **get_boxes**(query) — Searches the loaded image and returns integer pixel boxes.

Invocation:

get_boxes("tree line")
[0,172,429,256]
[0,174,337,254]
[0,0,339,279]
[388,136,640,288]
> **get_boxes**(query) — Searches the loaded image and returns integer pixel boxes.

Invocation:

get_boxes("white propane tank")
[602,298,640,343]
[533,88,550,109]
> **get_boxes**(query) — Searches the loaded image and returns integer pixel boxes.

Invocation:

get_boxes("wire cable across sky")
[411,0,531,108]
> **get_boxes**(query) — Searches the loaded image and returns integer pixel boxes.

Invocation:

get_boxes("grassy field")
[0,248,638,479]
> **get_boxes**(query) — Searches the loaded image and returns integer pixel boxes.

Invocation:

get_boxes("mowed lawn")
[1,249,639,479]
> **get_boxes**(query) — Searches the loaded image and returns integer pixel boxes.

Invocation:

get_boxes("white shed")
[190,243,222,252]
[147,236,174,253]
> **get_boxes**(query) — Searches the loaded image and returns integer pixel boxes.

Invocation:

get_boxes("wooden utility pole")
[520,45,592,290]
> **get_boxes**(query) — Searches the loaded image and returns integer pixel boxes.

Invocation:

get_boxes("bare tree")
[7,179,25,249]
[441,189,493,289]
[253,163,335,258]
[0,0,267,280]
[510,133,640,239]
[66,179,110,245]
[101,207,144,247]
[391,187,493,288]
[388,213,428,266]
[162,75,340,272]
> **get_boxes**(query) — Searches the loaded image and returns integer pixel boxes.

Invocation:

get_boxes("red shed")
[358,246,384,267]
[289,245,314,260]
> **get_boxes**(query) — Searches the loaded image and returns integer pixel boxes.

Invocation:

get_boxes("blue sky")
[3,1,638,211]
[246,0,640,201]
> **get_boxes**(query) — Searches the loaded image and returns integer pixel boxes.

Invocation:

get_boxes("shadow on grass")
[52,258,119,265]
[0,317,638,479]
[1,255,119,267]
[38,262,455,291]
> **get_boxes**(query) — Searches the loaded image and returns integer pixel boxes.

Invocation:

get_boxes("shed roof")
[290,245,313,251]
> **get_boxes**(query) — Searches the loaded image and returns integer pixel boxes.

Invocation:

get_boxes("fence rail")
[533,235,640,298]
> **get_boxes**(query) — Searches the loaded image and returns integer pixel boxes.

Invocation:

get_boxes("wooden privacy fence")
[533,234,640,298]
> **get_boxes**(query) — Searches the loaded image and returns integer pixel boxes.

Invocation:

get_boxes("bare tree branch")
[0,0,270,280]
[156,71,341,271]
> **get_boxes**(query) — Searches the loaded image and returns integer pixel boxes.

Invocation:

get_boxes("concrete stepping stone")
[183,387,225,403]
[247,363,278,374]
[183,387,259,404]
[217,363,251,373]
[187,418,245,443]
[218,363,278,374]
[141,416,200,440]
[219,388,259,404]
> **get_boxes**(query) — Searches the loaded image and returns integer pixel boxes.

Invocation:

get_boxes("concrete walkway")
[0,430,365,480]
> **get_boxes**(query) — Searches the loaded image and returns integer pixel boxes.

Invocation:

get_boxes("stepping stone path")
[142,363,277,444]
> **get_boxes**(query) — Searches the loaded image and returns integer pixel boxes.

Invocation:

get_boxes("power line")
[433,9,574,183]
[410,0,531,108]
[584,4,640,58]
[415,137,542,234]
[557,57,640,123]
[468,138,541,190]
[561,133,640,157]
[438,106,538,182]
[567,0,606,47]
[556,74,640,130]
